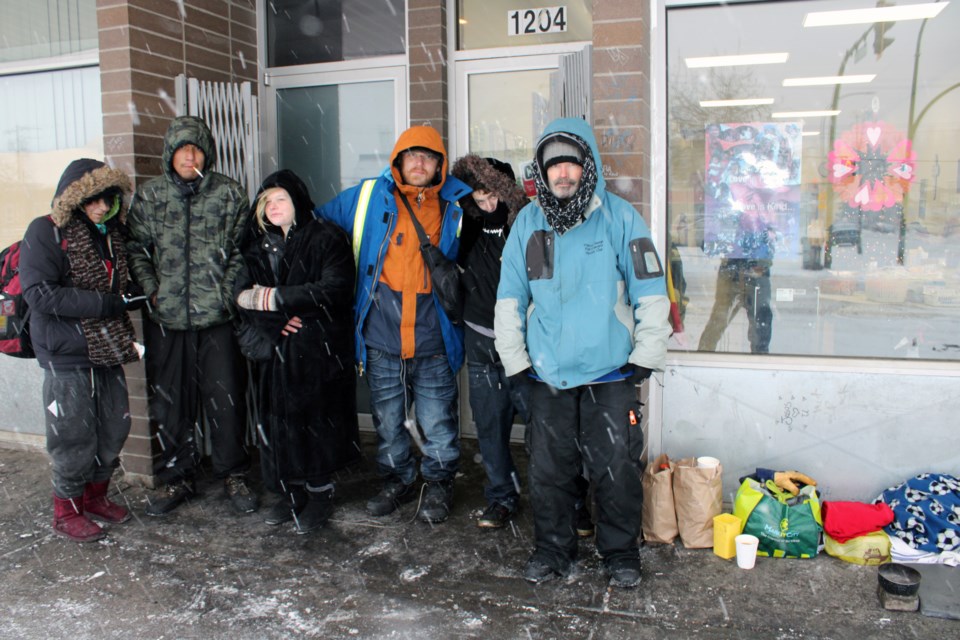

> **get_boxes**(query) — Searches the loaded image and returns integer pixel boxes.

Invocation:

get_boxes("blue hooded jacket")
[494,118,671,389]
[315,128,471,374]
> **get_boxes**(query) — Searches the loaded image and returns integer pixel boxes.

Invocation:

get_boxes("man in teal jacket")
[495,118,671,588]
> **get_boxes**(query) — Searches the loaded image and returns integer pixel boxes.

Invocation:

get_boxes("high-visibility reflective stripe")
[352,179,377,266]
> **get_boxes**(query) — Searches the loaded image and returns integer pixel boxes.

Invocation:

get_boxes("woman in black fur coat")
[234,170,359,534]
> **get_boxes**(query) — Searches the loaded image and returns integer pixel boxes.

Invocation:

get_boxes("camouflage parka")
[126,116,249,330]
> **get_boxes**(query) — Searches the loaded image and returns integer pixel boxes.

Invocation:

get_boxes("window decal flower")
[828,121,916,212]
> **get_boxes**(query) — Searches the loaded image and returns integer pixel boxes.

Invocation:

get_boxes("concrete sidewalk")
[0,438,956,639]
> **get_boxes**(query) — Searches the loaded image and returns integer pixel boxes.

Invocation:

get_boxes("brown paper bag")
[642,454,679,544]
[673,457,723,548]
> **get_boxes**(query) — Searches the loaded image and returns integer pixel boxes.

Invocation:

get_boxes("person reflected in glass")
[699,162,777,354]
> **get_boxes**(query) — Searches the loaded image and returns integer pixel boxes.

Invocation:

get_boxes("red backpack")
[0,238,34,358]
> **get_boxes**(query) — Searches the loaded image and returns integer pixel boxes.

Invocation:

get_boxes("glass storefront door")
[453,54,569,186]
[262,67,406,203]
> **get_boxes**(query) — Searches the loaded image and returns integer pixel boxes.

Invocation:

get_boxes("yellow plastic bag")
[824,531,891,565]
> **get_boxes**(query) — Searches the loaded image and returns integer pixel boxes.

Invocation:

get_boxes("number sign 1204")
[508,6,567,36]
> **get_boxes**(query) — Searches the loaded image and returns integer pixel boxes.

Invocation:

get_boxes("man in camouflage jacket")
[127,115,257,516]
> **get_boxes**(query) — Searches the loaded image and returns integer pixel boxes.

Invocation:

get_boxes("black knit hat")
[538,136,585,171]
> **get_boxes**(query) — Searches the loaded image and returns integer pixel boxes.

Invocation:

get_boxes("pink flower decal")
[828,121,916,212]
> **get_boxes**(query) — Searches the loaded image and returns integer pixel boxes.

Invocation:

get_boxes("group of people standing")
[19,114,670,589]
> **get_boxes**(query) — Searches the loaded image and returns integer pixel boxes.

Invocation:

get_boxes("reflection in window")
[667,0,960,361]
[0,65,103,250]
[0,0,98,63]
[266,0,406,67]
[468,69,553,185]
[0,67,102,153]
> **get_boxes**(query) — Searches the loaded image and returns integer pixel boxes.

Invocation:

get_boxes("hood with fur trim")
[50,159,132,228]
[451,155,529,226]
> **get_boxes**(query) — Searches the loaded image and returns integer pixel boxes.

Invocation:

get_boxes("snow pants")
[44,366,131,499]
[527,378,646,572]
[143,320,249,484]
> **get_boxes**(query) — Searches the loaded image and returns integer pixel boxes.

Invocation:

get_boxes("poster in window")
[703,122,802,259]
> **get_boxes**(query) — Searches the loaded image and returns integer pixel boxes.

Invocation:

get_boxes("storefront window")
[666,0,959,361]
[0,1,98,63]
[458,0,592,50]
[266,0,406,67]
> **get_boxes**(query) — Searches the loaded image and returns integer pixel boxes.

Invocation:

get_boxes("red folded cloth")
[821,501,894,543]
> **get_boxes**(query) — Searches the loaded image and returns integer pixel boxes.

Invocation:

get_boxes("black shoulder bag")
[397,192,463,325]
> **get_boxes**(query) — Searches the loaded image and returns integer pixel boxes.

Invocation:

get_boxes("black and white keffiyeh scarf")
[533,134,598,236]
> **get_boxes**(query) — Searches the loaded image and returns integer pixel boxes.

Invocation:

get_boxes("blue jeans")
[468,361,528,511]
[365,348,460,484]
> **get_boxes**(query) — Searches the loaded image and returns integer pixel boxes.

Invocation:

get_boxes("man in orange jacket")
[316,126,471,523]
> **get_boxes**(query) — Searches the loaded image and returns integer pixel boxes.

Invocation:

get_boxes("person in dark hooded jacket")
[451,156,530,529]
[234,170,360,534]
[126,116,255,517]
[20,159,143,542]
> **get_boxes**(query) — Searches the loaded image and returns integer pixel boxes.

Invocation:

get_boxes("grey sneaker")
[225,475,258,514]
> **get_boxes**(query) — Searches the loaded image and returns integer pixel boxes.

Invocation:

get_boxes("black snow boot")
[263,485,308,526]
[294,485,334,535]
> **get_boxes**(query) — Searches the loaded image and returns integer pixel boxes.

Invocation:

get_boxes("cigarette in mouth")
[193,167,204,178]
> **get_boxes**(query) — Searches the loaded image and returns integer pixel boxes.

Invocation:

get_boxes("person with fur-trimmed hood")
[451,155,530,529]
[495,118,672,588]
[20,159,144,542]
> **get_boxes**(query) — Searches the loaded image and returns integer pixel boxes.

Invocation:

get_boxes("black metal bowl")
[878,563,922,597]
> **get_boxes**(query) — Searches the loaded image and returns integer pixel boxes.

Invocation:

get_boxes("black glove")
[102,293,127,317]
[619,365,652,383]
[508,367,534,391]
[122,282,148,311]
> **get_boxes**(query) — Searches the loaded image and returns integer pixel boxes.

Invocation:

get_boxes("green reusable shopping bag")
[733,477,823,558]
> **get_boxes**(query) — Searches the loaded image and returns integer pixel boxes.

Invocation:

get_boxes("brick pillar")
[592,0,650,221]
[408,1,448,141]
[96,0,257,485]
